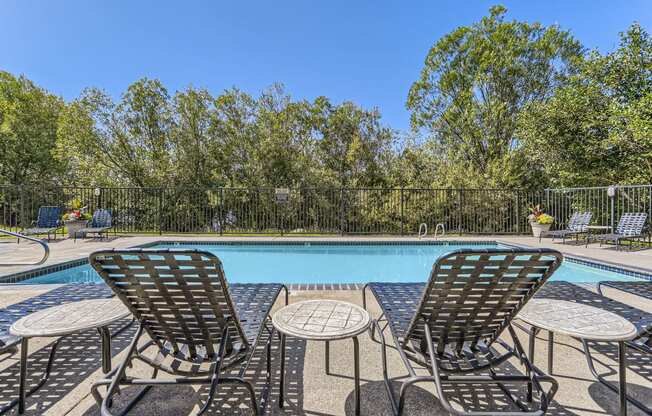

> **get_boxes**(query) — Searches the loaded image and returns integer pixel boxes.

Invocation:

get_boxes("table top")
[518,299,638,341]
[585,225,612,230]
[272,300,371,341]
[10,298,131,338]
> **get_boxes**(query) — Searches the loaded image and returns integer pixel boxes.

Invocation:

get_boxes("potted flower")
[527,205,554,237]
[63,198,92,238]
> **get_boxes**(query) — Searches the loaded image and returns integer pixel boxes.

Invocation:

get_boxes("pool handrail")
[0,229,50,266]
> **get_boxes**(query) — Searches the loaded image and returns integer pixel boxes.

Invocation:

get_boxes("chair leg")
[373,319,400,416]
[99,325,144,416]
[197,326,230,415]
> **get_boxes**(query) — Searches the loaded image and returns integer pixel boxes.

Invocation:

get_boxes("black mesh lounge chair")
[362,248,562,416]
[597,280,652,305]
[586,212,648,250]
[88,249,288,416]
[21,206,62,241]
[539,211,592,243]
[74,209,113,241]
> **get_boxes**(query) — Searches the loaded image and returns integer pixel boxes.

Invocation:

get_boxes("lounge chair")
[21,206,62,241]
[88,249,288,416]
[74,209,112,241]
[597,280,652,306]
[586,212,648,250]
[539,211,592,243]
[362,248,562,415]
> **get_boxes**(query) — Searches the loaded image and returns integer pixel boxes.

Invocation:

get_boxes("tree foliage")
[55,81,394,188]
[1,7,650,192]
[407,5,582,187]
[520,23,652,186]
[0,72,64,184]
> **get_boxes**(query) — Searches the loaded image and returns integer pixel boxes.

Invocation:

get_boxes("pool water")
[14,243,646,285]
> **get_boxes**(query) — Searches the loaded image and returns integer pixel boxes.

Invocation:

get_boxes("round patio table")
[518,299,638,416]
[272,300,371,415]
[9,298,130,414]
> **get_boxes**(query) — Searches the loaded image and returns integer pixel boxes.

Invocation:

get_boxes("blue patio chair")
[21,206,62,241]
[74,209,113,241]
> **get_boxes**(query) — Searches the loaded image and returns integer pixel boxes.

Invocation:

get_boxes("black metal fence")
[1,184,649,235]
[0,185,543,235]
[543,185,652,232]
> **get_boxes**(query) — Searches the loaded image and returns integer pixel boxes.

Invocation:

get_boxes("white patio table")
[8,298,130,414]
[518,299,639,416]
[272,300,371,416]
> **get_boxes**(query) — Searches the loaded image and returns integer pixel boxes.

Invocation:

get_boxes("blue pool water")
[14,243,646,285]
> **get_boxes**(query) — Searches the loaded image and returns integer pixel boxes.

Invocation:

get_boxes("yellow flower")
[537,214,554,225]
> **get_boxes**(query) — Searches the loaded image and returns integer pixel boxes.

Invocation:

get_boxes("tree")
[56,79,175,186]
[520,23,652,186]
[314,98,394,188]
[407,6,582,187]
[0,71,64,184]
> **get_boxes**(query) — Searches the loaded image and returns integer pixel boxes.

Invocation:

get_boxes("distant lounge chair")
[539,211,592,243]
[89,249,288,416]
[362,248,562,416]
[586,212,648,250]
[74,209,112,241]
[597,280,652,304]
[21,206,62,241]
[596,280,652,355]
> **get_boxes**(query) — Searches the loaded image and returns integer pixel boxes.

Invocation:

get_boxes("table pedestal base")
[279,335,362,415]
[527,326,650,416]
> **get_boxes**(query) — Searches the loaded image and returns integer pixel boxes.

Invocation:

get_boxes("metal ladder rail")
[0,229,50,266]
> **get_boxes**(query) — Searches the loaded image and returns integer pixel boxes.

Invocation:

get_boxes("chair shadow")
[0,318,135,415]
[588,381,652,416]
[82,325,307,415]
[341,375,582,416]
[76,236,122,243]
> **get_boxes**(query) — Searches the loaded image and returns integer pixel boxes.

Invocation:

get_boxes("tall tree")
[520,23,652,186]
[56,79,175,186]
[407,6,582,187]
[0,71,64,184]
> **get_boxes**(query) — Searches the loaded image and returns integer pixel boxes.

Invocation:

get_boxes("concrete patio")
[0,235,651,415]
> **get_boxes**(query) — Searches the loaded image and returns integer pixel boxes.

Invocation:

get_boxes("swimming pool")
[7,242,647,285]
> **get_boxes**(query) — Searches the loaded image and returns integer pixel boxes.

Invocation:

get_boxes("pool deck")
[1,235,651,415]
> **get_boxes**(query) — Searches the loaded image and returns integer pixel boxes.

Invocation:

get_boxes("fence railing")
[543,185,652,232]
[1,184,649,235]
[0,185,544,235]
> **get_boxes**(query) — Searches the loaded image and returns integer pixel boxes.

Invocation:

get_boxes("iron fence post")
[610,188,615,231]
[516,191,521,234]
[19,185,25,230]
[339,188,345,236]
[219,188,224,236]
[400,188,404,235]
[158,188,163,235]
[457,190,462,235]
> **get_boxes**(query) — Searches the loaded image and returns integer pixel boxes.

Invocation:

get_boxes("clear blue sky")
[2,1,650,132]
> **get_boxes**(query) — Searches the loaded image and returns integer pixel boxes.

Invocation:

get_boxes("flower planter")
[65,220,87,238]
[530,222,551,238]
